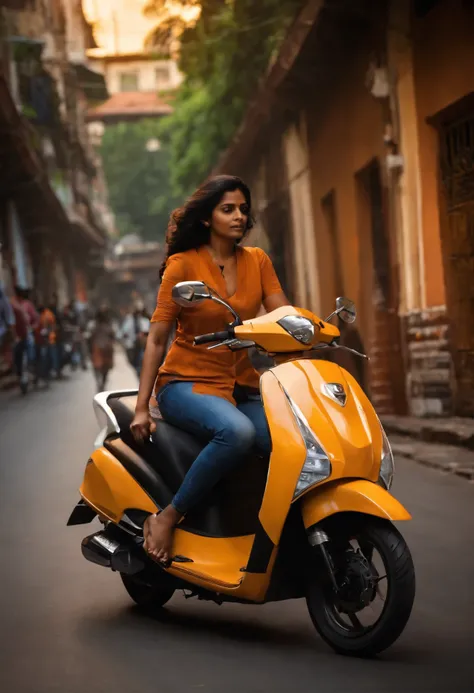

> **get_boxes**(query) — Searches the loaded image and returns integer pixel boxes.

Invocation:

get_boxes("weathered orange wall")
[305,40,386,335]
[413,0,474,308]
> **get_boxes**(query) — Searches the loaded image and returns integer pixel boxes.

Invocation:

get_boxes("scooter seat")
[108,395,204,490]
[106,395,268,538]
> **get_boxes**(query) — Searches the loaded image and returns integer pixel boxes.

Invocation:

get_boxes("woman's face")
[209,189,249,241]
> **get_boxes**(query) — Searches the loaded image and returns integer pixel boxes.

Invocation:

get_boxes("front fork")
[307,525,339,591]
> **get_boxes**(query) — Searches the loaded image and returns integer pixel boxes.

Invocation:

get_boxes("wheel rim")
[322,536,389,637]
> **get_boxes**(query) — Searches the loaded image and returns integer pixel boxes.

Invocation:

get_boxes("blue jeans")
[157,381,271,514]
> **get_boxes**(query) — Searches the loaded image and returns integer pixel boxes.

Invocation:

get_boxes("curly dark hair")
[159,175,254,278]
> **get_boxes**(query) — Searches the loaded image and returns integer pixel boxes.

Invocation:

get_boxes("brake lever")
[207,339,236,350]
[333,344,369,360]
[207,338,256,351]
[308,343,369,360]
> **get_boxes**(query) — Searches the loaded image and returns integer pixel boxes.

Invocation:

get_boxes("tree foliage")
[100,119,180,241]
[146,0,305,196]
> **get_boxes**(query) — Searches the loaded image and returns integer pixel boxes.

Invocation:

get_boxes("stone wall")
[404,307,454,417]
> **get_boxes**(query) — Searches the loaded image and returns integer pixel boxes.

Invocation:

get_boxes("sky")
[82,0,200,56]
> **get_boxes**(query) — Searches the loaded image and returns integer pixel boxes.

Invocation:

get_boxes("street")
[0,353,472,693]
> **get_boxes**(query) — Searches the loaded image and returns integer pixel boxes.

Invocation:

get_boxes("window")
[119,71,139,92]
[155,65,170,89]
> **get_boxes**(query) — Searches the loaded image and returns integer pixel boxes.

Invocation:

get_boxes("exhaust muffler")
[81,531,145,575]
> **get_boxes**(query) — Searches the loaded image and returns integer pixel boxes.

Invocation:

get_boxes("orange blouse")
[151,245,283,403]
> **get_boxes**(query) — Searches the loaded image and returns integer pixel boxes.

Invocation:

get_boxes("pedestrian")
[34,304,57,386]
[90,307,115,391]
[120,301,150,377]
[20,288,40,368]
[10,287,30,393]
[48,294,64,378]
[0,282,15,374]
[62,300,82,370]
[75,301,89,371]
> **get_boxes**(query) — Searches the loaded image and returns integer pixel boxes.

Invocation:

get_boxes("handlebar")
[194,329,233,346]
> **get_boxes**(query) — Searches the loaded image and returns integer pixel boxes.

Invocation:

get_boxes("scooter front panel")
[258,370,307,545]
[271,360,382,483]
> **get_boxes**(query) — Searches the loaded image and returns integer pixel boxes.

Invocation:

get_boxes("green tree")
[100,119,179,241]
[145,0,305,196]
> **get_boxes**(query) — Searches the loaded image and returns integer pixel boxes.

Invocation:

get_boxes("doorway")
[355,159,406,414]
[437,99,474,416]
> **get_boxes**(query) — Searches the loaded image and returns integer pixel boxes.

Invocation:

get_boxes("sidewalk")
[381,415,474,450]
[382,416,474,482]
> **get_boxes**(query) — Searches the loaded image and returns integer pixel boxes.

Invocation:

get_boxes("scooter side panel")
[272,360,383,482]
[301,479,412,527]
[258,370,307,545]
[166,531,262,591]
[80,447,158,522]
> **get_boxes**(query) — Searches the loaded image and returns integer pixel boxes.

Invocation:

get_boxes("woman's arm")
[263,291,291,313]
[131,321,172,441]
[135,321,171,412]
[257,248,291,312]
[134,253,185,410]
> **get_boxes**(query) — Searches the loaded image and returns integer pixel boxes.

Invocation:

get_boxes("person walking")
[34,305,57,386]
[0,282,15,377]
[90,307,115,391]
[10,287,30,393]
[120,302,150,377]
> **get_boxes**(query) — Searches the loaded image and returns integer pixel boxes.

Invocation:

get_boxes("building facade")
[215,0,474,418]
[86,53,180,124]
[0,0,113,306]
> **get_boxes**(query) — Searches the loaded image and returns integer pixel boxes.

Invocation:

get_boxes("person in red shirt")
[10,287,30,391]
[21,288,40,365]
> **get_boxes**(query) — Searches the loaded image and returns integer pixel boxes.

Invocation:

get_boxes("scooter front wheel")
[306,518,415,657]
[121,572,175,609]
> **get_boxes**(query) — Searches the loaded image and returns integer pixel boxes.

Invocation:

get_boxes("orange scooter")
[68,283,415,657]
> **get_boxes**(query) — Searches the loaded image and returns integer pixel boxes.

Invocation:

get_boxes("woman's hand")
[130,408,156,442]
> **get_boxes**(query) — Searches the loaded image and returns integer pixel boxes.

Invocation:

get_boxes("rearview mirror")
[172,281,211,307]
[336,297,356,324]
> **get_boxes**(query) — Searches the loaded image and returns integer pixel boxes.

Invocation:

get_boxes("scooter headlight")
[277,315,315,345]
[379,427,394,490]
[282,388,331,498]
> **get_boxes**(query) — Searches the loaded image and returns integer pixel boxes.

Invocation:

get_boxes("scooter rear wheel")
[306,518,415,657]
[121,572,175,609]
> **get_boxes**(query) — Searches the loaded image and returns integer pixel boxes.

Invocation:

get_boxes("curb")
[390,437,474,482]
[381,417,474,452]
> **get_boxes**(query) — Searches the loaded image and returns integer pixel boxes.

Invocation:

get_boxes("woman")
[34,304,57,386]
[90,307,115,391]
[130,175,290,564]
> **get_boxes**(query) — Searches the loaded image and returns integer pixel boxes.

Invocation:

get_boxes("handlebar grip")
[194,330,230,346]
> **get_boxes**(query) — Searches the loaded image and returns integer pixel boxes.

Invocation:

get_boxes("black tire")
[306,519,415,657]
[120,572,175,609]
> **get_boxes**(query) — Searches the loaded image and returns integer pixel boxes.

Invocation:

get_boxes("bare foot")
[143,506,182,564]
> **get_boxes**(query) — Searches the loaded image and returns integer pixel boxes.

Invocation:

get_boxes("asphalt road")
[0,352,473,693]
